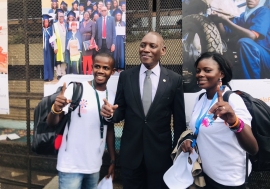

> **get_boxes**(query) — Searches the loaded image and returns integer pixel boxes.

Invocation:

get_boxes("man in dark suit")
[95,6,116,56]
[101,32,186,189]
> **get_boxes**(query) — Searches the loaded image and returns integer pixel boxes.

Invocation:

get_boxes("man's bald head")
[144,31,165,47]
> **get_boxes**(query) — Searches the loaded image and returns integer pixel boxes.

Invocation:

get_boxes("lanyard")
[92,80,108,139]
[192,85,225,148]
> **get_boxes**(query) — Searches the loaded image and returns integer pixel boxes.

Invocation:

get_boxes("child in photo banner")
[66,21,82,74]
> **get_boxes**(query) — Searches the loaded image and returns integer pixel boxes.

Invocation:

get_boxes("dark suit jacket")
[112,65,186,173]
[95,16,116,49]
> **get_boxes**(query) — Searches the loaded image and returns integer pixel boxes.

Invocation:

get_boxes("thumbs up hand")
[53,82,71,113]
[101,99,118,118]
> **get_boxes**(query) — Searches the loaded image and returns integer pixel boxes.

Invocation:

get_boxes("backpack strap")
[198,92,205,100]
[222,90,233,102]
[222,90,249,185]
[65,82,83,150]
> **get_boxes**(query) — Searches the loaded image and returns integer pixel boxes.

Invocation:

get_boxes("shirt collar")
[140,63,160,77]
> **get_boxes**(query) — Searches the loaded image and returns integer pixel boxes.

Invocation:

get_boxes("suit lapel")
[147,66,169,117]
[130,66,145,118]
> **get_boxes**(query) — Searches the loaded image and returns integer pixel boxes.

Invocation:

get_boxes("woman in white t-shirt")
[181,52,258,189]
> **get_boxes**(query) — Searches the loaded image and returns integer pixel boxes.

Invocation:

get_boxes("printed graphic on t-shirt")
[79,99,88,114]
[201,113,215,128]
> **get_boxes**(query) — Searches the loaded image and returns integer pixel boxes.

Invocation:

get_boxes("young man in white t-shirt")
[47,53,116,189]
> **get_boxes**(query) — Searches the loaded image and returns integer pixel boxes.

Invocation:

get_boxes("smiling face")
[43,19,49,28]
[84,12,90,21]
[246,0,260,8]
[196,57,224,92]
[115,13,122,21]
[139,32,166,69]
[92,55,115,90]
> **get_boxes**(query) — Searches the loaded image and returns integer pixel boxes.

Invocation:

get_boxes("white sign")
[116,26,125,36]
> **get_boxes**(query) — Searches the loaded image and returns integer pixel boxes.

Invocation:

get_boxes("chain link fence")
[1,0,269,188]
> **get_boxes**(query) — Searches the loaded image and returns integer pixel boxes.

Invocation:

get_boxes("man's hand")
[106,164,115,180]
[111,44,115,52]
[54,82,71,112]
[96,46,99,51]
[100,99,118,118]
[54,49,58,54]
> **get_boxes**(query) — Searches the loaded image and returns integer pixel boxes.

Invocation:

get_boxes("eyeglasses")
[101,10,107,11]
[59,16,64,18]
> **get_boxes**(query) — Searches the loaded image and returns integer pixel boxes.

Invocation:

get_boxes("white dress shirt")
[139,63,160,101]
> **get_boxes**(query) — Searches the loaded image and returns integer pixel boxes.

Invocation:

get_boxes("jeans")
[58,171,99,189]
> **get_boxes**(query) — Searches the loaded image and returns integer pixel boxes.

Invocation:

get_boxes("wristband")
[229,116,239,128]
[51,104,62,114]
[236,118,244,133]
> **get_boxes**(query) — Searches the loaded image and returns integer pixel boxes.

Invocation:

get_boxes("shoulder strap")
[64,82,83,150]
[69,82,83,116]
[222,90,233,102]
[198,92,205,100]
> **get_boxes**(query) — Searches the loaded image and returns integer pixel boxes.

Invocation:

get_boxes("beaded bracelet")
[51,104,62,114]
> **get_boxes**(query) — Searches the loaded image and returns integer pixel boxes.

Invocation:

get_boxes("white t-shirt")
[56,81,115,174]
[189,87,252,186]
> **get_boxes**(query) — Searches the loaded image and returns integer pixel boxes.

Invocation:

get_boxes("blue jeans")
[58,171,99,189]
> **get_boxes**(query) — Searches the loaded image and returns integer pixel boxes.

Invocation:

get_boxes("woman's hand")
[180,140,193,154]
[208,85,237,125]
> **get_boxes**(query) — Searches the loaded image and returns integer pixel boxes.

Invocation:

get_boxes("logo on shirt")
[79,99,88,114]
[201,113,215,128]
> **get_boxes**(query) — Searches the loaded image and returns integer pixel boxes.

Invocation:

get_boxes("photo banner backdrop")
[42,0,126,81]
[0,0,9,114]
[181,0,270,122]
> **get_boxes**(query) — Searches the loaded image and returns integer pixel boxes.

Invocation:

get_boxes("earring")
[219,78,222,84]
[197,80,199,85]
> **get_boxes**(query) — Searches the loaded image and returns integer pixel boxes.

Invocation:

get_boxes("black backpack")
[32,82,83,155]
[223,90,270,171]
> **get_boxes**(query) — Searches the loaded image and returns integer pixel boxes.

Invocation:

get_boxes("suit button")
[145,120,147,123]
